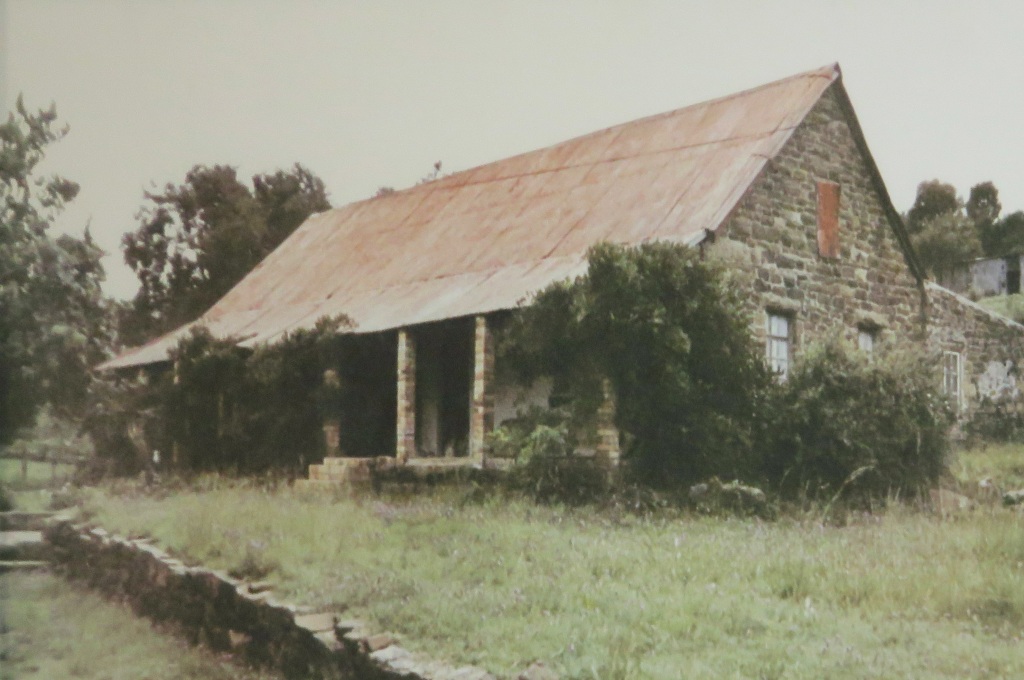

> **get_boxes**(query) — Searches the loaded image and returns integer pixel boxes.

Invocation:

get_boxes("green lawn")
[77,446,1024,679]
[0,457,76,491]
[1,457,78,512]
[0,571,280,680]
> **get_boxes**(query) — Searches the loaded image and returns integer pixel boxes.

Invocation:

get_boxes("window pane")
[768,315,788,338]
[942,352,961,405]
[858,330,874,353]
[766,313,790,379]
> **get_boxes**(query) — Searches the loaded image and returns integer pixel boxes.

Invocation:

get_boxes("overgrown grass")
[978,293,1024,324]
[951,442,1024,491]
[0,571,281,680]
[79,448,1024,679]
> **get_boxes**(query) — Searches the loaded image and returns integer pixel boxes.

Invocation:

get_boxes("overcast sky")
[3,0,1023,299]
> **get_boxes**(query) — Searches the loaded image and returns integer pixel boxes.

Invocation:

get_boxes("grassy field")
[0,571,281,680]
[76,445,1024,679]
[978,293,1024,323]
[0,458,76,490]
[0,457,78,512]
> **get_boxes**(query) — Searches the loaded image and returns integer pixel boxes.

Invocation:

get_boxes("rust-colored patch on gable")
[817,180,841,258]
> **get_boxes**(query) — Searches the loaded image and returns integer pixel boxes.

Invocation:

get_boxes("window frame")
[766,311,793,379]
[857,325,878,354]
[942,350,963,409]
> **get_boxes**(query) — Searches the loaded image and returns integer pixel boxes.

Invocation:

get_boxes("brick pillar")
[595,378,620,469]
[469,315,495,462]
[396,329,416,463]
[322,369,341,457]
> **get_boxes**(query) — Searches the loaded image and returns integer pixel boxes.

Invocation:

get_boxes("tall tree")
[905,180,983,276]
[981,211,1024,258]
[911,212,982,279]
[120,163,330,345]
[0,97,112,442]
[905,180,960,235]
[966,181,1005,257]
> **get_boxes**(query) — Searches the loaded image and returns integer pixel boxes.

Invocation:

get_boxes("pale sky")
[3,0,1023,299]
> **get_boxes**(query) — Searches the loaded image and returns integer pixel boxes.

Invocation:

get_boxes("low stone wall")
[45,519,496,680]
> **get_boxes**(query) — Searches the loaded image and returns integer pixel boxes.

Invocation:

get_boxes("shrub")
[81,373,164,477]
[84,316,364,475]
[164,318,354,473]
[489,408,611,504]
[764,339,954,499]
[499,241,773,487]
[965,397,1024,444]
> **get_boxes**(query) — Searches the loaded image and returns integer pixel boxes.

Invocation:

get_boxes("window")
[943,351,962,408]
[857,327,877,353]
[766,313,791,379]
[817,180,841,258]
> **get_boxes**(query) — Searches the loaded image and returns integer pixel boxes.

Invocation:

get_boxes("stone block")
[294,611,337,634]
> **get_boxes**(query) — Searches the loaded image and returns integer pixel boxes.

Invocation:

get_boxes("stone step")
[0,530,49,561]
[0,560,49,573]
[0,511,54,531]
[293,478,345,492]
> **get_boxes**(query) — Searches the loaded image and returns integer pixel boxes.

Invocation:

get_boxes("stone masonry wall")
[712,84,925,353]
[926,282,1024,408]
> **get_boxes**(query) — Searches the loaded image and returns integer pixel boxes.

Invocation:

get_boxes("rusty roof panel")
[101,64,841,370]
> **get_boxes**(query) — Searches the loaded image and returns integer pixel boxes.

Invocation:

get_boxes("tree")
[120,163,331,345]
[980,210,1024,259]
[905,180,960,235]
[0,97,112,443]
[905,179,1024,266]
[912,212,982,278]
[905,180,982,276]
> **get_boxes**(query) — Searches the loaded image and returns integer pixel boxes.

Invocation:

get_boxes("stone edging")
[44,518,500,680]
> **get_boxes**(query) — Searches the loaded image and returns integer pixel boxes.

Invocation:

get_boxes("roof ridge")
[384,63,840,198]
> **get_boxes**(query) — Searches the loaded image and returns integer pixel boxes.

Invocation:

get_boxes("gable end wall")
[708,85,924,351]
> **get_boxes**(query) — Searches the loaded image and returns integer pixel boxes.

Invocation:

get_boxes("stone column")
[322,369,341,458]
[595,378,620,470]
[395,329,416,463]
[469,315,495,462]
[170,362,182,467]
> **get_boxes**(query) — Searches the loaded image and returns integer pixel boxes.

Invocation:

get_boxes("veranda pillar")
[469,315,495,462]
[595,378,620,470]
[395,329,416,463]
[321,369,342,457]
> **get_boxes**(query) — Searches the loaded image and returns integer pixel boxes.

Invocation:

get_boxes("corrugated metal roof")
[102,63,841,370]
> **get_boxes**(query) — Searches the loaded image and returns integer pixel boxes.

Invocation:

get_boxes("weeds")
[78,450,1024,679]
[0,572,281,680]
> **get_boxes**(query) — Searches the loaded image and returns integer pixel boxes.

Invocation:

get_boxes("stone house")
[102,63,1024,475]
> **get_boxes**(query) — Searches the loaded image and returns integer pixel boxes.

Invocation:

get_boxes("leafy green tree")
[912,212,982,278]
[905,180,984,276]
[501,242,773,485]
[120,163,331,345]
[906,179,1024,265]
[967,182,1001,238]
[978,210,1024,258]
[905,180,960,235]
[0,97,112,443]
